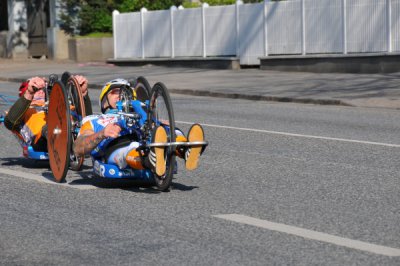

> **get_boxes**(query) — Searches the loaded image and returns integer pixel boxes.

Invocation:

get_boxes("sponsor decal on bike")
[120,168,136,177]
[97,115,118,127]
[93,160,105,177]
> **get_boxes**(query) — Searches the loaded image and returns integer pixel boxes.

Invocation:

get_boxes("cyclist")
[73,78,206,176]
[3,75,91,153]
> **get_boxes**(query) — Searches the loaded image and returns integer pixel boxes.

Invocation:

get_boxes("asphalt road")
[1,59,400,109]
[0,81,399,265]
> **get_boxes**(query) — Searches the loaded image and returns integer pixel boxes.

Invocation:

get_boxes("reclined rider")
[4,75,90,153]
[73,78,206,176]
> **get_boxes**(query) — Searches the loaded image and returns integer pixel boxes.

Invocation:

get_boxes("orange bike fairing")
[126,149,144,170]
[79,120,94,135]
[176,135,187,142]
[19,109,47,144]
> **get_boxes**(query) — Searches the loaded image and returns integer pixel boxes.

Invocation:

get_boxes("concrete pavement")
[0,58,399,109]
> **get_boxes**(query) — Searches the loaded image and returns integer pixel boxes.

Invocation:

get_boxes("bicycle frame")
[91,99,155,179]
[91,95,206,180]
[0,79,56,161]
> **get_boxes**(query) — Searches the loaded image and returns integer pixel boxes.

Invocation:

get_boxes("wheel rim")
[149,82,176,191]
[47,81,71,182]
[119,86,134,113]
[135,76,151,102]
[66,76,86,171]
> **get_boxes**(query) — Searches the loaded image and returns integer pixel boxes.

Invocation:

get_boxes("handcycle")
[0,72,86,161]
[47,76,208,191]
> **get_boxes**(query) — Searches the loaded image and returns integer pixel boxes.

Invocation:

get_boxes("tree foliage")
[59,0,270,35]
[59,0,80,35]
[79,0,113,35]
[60,0,185,35]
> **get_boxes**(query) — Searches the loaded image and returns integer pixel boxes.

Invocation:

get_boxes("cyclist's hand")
[159,119,170,126]
[27,77,46,95]
[103,123,121,138]
[75,75,88,97]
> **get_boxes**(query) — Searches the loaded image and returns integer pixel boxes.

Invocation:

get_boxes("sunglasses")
[109,88,120,95]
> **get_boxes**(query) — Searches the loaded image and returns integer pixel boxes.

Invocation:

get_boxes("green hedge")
[60,0,265,36]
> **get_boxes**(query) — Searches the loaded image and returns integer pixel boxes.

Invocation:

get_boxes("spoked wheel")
[134,76,151,102]
[65,76,86,171]
[119,85,134,113]
[148,82,176,191]
[47,81,71,182]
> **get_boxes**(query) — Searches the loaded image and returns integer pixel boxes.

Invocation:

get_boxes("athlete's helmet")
[99,78,132,113]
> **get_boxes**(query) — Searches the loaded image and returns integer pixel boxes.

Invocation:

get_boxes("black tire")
[61,71,71,86]
[119,85,134,113]
[66,76,86,171]
[148,82,176,191]
[134,76,151,102]
[45,74,58,102]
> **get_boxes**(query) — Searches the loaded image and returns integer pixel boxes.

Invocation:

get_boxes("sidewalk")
[0,59,399,109]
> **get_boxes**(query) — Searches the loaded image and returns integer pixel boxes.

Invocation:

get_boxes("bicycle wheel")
[61,71,73,84]
[66,76,86,171]
[148,82,176,191]
[44,74,58,102]
[47,81,71,182]
[134,76,151,102]
[119,85,134,113]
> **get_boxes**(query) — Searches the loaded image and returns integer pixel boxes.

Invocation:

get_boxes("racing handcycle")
[47,76,208,191]
[0,72,83,161]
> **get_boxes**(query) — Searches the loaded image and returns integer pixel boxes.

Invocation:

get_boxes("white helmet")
[99,78,132,113]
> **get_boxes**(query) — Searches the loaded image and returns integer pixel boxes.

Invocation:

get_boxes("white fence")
[113,0,400,65]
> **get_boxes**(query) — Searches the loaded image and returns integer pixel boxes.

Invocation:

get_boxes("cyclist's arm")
[4,77,45,131]
[4,96,31,131]
[73,123,121,156]
[73,129,104,156]
[83,94,93,116]
[73,75,92,115]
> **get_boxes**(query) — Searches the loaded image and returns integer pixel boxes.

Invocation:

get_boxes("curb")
[168,88,352,107]
[0,77,351,107]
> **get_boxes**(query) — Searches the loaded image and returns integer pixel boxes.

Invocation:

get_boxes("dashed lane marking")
[0,168,96,190]
[214,214,400,257]
[177,121,400,148]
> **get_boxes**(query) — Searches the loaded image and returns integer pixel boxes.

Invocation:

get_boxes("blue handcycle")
[47,76,207,191]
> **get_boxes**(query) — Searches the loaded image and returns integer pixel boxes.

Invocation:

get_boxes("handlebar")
[116,99,148,128]
[116,112,140,119]
[48,74,58,87]
[46,74,58,100]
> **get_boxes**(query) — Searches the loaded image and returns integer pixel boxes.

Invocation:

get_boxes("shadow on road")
[1,157,50,168]
[67,170,199,192]
[0,158,199,192]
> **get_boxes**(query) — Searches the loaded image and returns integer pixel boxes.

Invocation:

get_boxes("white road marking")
[0,168,95,190]
[177,121,400,148]
[214,214,400,257]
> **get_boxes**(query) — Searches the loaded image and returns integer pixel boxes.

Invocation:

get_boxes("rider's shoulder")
[82,113,119,124]
[81,114,101,124]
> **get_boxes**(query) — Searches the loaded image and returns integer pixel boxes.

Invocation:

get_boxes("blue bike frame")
[91,99,156,180]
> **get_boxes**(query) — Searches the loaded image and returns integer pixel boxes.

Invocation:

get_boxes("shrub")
[59,0,266,35]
